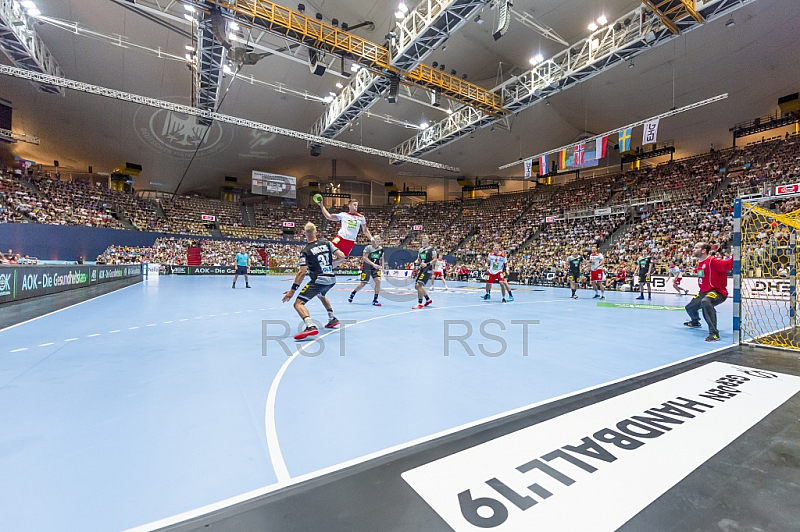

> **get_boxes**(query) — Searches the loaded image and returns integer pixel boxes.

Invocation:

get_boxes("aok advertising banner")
[0,264,142,304]
[169,266,360,276]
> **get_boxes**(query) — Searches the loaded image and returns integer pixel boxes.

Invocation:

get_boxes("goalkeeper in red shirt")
[684,242,733,342]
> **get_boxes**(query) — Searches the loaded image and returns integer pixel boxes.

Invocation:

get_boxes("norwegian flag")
[574,143,585,166]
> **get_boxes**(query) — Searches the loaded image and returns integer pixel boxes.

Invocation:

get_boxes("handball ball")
[312,193,323,204]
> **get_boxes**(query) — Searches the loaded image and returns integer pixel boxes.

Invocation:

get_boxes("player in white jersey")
[589,246,605,299]
[482,243,514,302]
[668,262,690,295]
[430,254,448,291]
[319,198,374,256]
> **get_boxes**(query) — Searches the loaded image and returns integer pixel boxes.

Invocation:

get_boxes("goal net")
[735,197,800,349]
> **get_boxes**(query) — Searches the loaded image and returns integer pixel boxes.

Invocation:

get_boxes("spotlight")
[315,12,323,20]
[183,13,194,21]
[184,4,195,12]
[588,22,598,31]
[420,121,429,129]
[310,145,322,157]
[451,69,456,76]
[223,64,232,74]
[439,64,445,71]
[725,17,735,27]
[461,73,467,80]
[597,15,608,25]
[629,60,634,68]
[351,63,361,72]
[475,15,483,24]
[185,45,194,51]
[624,17,631,26]
[398,2,408,13]
[331,18,338,27]
[229,21,240,31]
[442,45,447,51]
[335,82,343,88]
[432,61,438,68]
[297,3,305,13]
[613,22,622,31]
[341,22,349,30]
[395,11,404,19]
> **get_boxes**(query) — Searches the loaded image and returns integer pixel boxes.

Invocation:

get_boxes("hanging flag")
[642,119,660,145]
[595,136,608,159]
[618,128,632,152]
[574,143,585,166]
[559,149,567,170]
[539,154,548,176]
[523,158,533,178]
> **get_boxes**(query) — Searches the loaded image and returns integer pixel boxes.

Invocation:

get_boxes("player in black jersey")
[282,222,346,340]
[349,235,385,306]
[634,251,654,300]
[566,249,583,299]
[412,234,436,309]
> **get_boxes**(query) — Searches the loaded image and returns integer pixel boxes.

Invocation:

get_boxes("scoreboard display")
[252,171,297,199]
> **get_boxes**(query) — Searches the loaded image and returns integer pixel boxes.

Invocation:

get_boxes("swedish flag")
[618,128,632,152]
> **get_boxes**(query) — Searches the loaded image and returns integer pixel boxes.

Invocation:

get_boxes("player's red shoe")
[325,317,339,329]
[294,326,318,340]
[412,304,424,309]
[424,299,433,307]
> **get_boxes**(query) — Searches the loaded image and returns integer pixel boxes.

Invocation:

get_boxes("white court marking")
[264,300,562,483]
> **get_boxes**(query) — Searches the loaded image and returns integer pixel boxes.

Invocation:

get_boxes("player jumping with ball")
[317,197,374,256]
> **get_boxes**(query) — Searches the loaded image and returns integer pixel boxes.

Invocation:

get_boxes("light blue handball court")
[0,274,732,531]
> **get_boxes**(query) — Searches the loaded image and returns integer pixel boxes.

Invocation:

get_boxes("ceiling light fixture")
[395,11,404,19]
[21,0,36,8]
[420,121,429,129]
[223,64,232,74]
[725,17,735,27]
[335,82,343,88]
[184,45,194,51]
[183,4,195,12]
[597,15,608,25]
[475,15,483,24]
[588,22,598,31]
[229,21,240,31]
[183,13,194,21]
[26,7,40,16]
[398,2,409,13]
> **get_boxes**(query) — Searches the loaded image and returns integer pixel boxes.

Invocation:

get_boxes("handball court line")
[265,299,564,483]
[0,282,139,333]
[128,321,734,532]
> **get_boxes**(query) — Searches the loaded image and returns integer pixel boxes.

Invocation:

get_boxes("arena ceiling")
[1,0,799,194]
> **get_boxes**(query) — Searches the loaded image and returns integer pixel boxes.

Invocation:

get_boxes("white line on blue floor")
[38,342,54,347]
[10,348,28,352]
[87,334,101,337]
[109,330,120,334]
[64,338,78,342]
[264,299,564,484]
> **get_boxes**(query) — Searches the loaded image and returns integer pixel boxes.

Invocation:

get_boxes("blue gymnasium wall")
[0,223,455,264]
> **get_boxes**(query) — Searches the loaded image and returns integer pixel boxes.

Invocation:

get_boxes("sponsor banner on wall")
[402,362,800,532]
[0,264,142,304]
[282,221,295,228]
[775,183,800,195]
[413,225,424,231]
[201,214,216,222]
[168,265,358,276]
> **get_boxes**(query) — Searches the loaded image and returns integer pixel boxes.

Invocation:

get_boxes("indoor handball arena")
[1,0,800,530]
